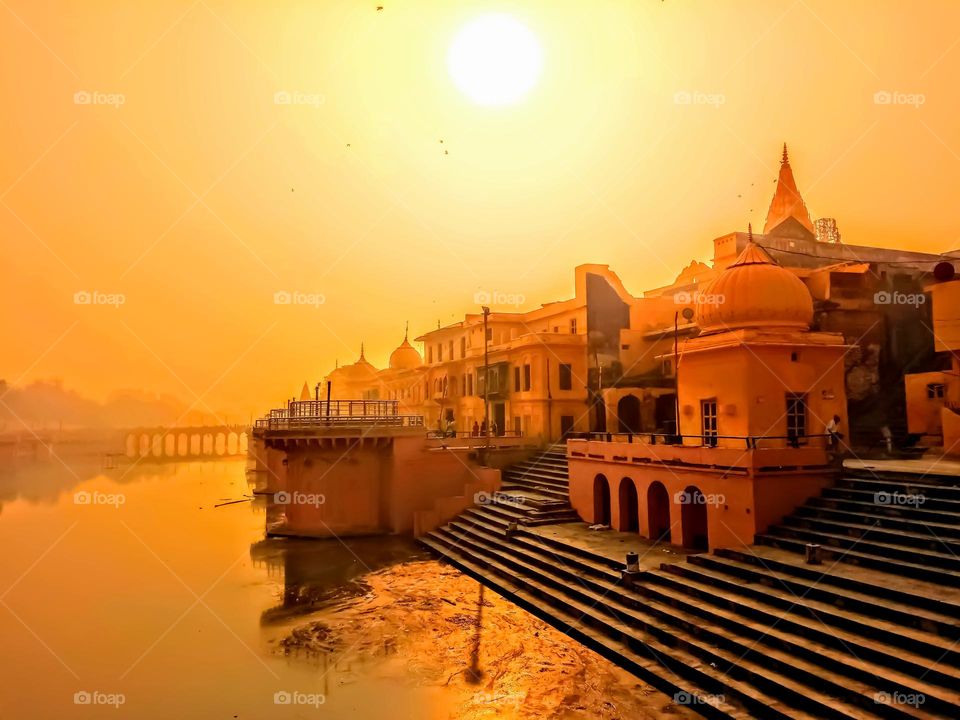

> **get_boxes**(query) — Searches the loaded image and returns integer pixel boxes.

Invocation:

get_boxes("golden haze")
[2,0,959,421]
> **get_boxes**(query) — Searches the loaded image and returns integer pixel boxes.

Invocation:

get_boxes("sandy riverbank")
[274,558,698,720]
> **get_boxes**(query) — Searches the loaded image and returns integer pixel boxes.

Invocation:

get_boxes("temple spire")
[763,142,815,236]
[359,342,365,361]
[748,222,754,243]
[403,321,409,343]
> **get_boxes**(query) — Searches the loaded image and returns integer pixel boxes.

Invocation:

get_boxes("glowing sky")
[2,0,959,422]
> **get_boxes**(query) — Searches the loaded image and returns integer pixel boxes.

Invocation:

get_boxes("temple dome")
[696,240,813,333]
[389,336,422,370]
[336,344,379,381]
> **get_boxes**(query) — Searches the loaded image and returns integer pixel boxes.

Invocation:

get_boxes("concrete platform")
[845,456,960,479]
[525,521,697,570]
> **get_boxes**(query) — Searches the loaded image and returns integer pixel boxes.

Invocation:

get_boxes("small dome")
[389,337,422,370]
[696,241,813,333]
[337,344,379,381]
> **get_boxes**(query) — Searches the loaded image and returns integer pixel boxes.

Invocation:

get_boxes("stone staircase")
[487,446,579,526]
[759,467,960,587]
[420,457,960,718]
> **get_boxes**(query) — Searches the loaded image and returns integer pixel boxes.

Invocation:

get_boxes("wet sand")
[275,558,697,720]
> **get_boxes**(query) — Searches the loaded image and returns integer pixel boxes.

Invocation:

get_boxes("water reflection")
[251,534,428,624]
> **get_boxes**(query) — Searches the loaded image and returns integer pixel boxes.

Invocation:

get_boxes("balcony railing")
[255,399,423,431]
[569,432,833,450]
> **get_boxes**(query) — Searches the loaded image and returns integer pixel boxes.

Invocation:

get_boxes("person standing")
[826,414,842,451]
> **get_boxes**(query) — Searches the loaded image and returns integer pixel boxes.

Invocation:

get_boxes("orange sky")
[2,0,959,423]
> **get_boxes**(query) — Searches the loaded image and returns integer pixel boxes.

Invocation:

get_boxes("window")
[701,399,718,447]
[428,347,433,363]
[460,337,466,358]
[513,366,521,392]
[559,363,573,390]
[462,375,467,395]
[468,373,474,396]
[786,393,807,443]
[570,318,577,334]
[438,345,443,362]
[553,326,559,333]
[928,383,946,399]
[449,341,454,360]
[523,364,531,391]
[513,417,521,435]
[790,351,799,362]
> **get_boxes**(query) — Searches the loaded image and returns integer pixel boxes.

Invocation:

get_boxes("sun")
[448,14,543,106]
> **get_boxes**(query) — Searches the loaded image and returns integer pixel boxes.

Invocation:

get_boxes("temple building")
[904,269,960,455]
[315,143,951,448]
[567,238,849,549]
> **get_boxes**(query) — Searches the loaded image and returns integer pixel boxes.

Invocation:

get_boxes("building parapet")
[567,435,833,476]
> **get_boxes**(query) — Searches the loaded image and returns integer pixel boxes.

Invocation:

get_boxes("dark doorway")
[655,393,676,435]
[647,481,671,542]
[493,403,506,436]
[617,395,642,434]
[560,415,574,439]
[618,478,639,532]
[680,485,709,551]
[593,475,611,525]
[592,393,607,433]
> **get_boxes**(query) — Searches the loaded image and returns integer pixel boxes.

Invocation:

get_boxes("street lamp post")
[482,305,491,445]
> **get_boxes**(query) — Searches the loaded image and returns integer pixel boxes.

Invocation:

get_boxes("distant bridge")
[123,425,250,459]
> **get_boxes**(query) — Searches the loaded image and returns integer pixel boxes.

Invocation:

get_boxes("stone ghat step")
[838,476,960,502]
[715,548,960,621]
[424,526,905,720]
[448,518,621,585]
[823,488,960,515]
[793,505,960,541]
[781,515,960,555]
[660,558,960,681]
[500,475,569,492]
[755,533,960,588]
[465,501,579,527]
[499,482,568,502]
[462,509,627,571]
[808,496,960,527]
[481,489,569,511]
[844,467,960,486]
[441,523,959,716]
[417,536,760,720]
[504,464,569,481]
[639,567,959,713]
[764,524,960,573]
[501,468,570,486]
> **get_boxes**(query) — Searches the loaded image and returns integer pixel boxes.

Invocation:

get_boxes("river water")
[0,455,684,719]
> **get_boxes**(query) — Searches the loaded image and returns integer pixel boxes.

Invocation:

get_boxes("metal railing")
[426,429,524,440]
[258,414,424,431]
[569,431,833,450]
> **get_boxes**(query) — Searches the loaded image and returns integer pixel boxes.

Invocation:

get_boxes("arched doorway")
[618,478,639,532]
[617,395,642,434]
[680,485,709,551]
[647,481,671,542]
[593,474,611,526]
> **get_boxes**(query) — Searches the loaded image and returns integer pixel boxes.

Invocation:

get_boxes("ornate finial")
[403,320,409,342]
[782,143,789,164]
[359,342,365,361]
[748,222,754,243]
